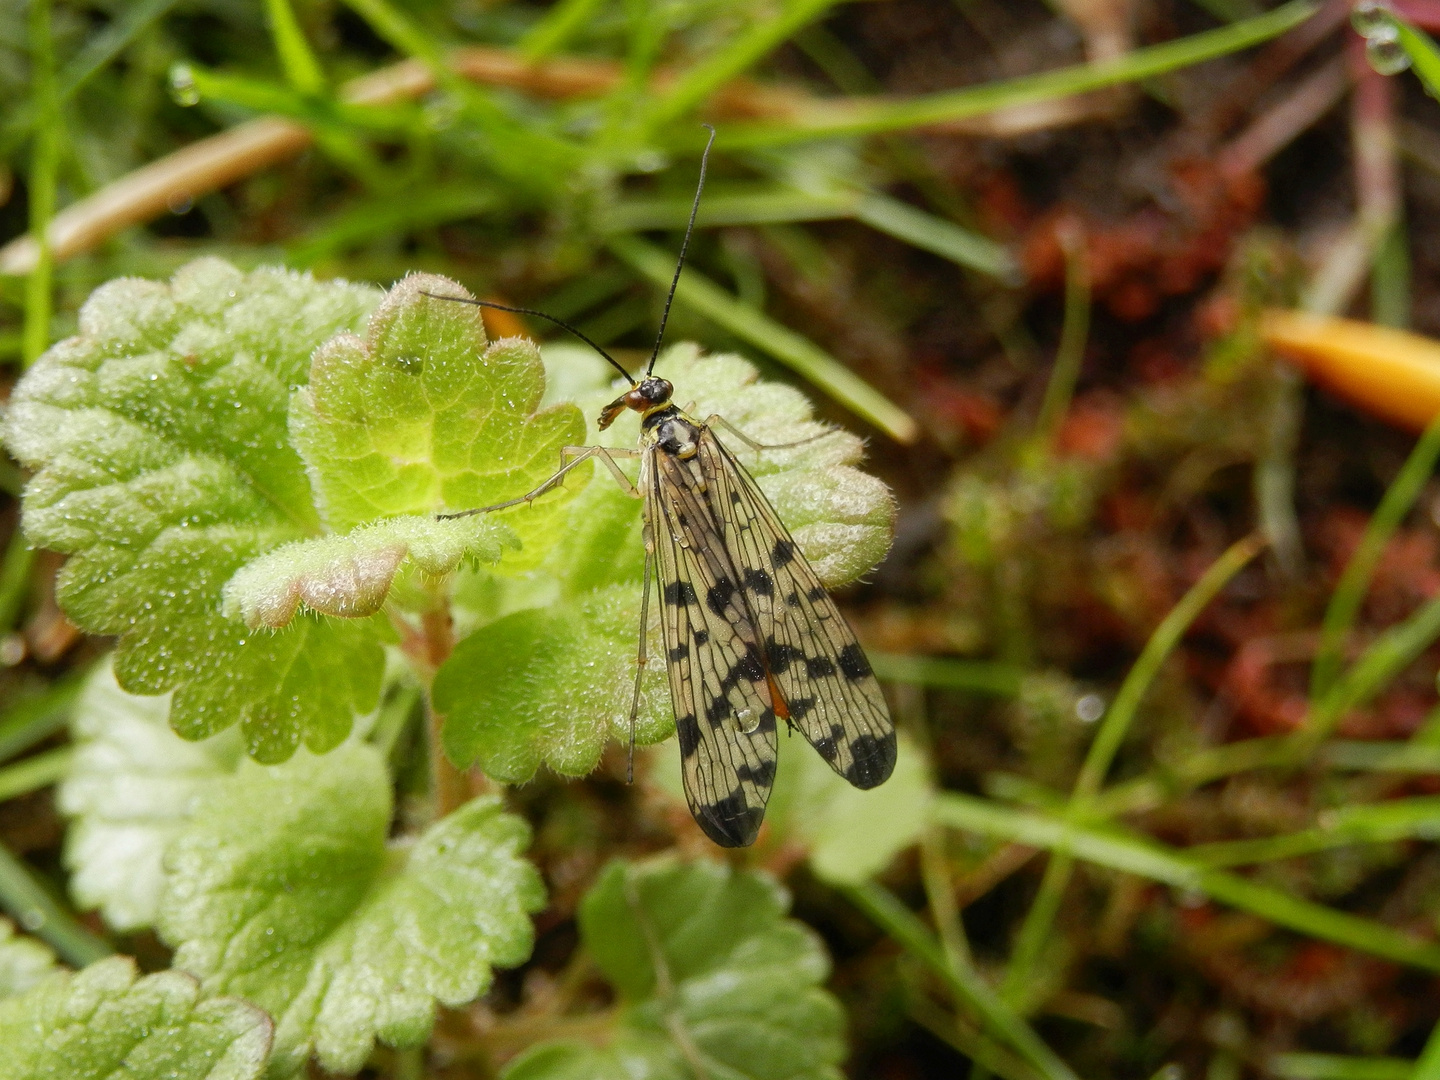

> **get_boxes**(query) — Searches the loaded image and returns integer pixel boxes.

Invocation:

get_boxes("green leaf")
[58,658,243,932]
[158,742,545,1076]
[3,256,386,762]
[0,956,272,1080]
[504,858,845,1080]
[436,583,673,782]
[439,343,895,782]
[790,732,931,884]
[222,513,516,629]
[289,272,586,571]
[0,919,58,1000]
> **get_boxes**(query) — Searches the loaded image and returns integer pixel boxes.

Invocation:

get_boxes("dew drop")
[169,64,200,107]
[1351,0,1394,36]
[1367,30,1412,75]
[1074,693,1105,724]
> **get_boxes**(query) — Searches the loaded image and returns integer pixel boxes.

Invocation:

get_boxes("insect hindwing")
[648,420,896,847]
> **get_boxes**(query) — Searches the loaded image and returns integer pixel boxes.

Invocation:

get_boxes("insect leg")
[628,529,654,784]
[437,445,641,519]
[705,414,838,455]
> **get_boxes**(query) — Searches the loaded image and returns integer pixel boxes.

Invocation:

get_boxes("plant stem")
[23,0,61,367]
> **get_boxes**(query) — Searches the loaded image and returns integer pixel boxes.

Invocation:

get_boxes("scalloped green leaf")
[503,858,845,1080]
[223,512,516,629]
[435,583,672,783]
[2,257,386,763]
[0,920,58,1000]
[289,273,586,573]
[158,743,545,1076]
[438,344,895,782]
[58,659,244,933]
[0,956,272,1080]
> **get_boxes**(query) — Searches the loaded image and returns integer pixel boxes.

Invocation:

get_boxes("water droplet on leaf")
[169,64,200,106]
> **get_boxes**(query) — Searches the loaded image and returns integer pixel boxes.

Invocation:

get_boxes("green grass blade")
[0,671,86,765]
[1033,229,1090,444]
[852,192,1019,281]
[603,188,859,231]
[1077,533,1266,798]
[646,0,842,128]
[1269,1055,1413,1080]
[607,234,919,442]
[0,843,111,967]
[0,748,73,804]
[265,0,326,94]
[1395,17,1440,100]
[22,0,61,366]
[520,0,609,60]
[932,792,1440,972]
[1000,534,1264,999]
[1183,795,1440,867]
[1415,1015,1440,1080]
[1311,412,1440,701]
[288,185,499,266]
[1307,592,1440,744]
[869,653,1026,696]
[842,882,1078,1080]
[714,1,1317,147]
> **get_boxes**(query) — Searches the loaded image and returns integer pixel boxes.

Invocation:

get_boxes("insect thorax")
[644,406,701,459]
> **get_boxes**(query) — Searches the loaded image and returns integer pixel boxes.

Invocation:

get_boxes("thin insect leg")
[628,534,654,784]
[437,445,641,519]
[706,414,838,454]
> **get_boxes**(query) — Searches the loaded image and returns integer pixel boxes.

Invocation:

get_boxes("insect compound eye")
[640,378,673,404]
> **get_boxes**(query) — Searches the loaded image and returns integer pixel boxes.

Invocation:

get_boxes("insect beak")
[597,395,628,431]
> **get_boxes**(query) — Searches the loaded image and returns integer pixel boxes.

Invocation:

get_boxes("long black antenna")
[420,293,635,385]
[645,124,717,377]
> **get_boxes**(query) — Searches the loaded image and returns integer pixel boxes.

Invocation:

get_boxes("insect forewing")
[649,447,779,847]
[701,431,896,788]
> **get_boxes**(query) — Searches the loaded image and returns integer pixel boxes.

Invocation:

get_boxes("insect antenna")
[419,293,635,386]
[645,124,717,377]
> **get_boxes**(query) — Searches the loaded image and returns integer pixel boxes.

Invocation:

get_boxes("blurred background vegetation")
[13,0,1440,1077]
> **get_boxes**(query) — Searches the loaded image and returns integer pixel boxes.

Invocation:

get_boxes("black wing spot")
[785,591,801,607]
[676,715,700,759]
[837,643,872,681]
[771,539,796,567]
[743,568,774,597]
[805,655,836,679]
[806,585,828,602]
[705,695,731,726]
[843,730,898,789]
[763,637,803,674]
[720,647,766,691]
[730,489,743,504]
[789,697,815,720]
[813,733,838,761]
[706,577,736,617]
[698,789,765,847]
[668,643,690,661]
[664,581,698,607]
[694,629,709,645]
[735,758,777,788]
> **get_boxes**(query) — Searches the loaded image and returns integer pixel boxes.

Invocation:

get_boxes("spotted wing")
[649,446,779,847]
[699,429,896,789]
